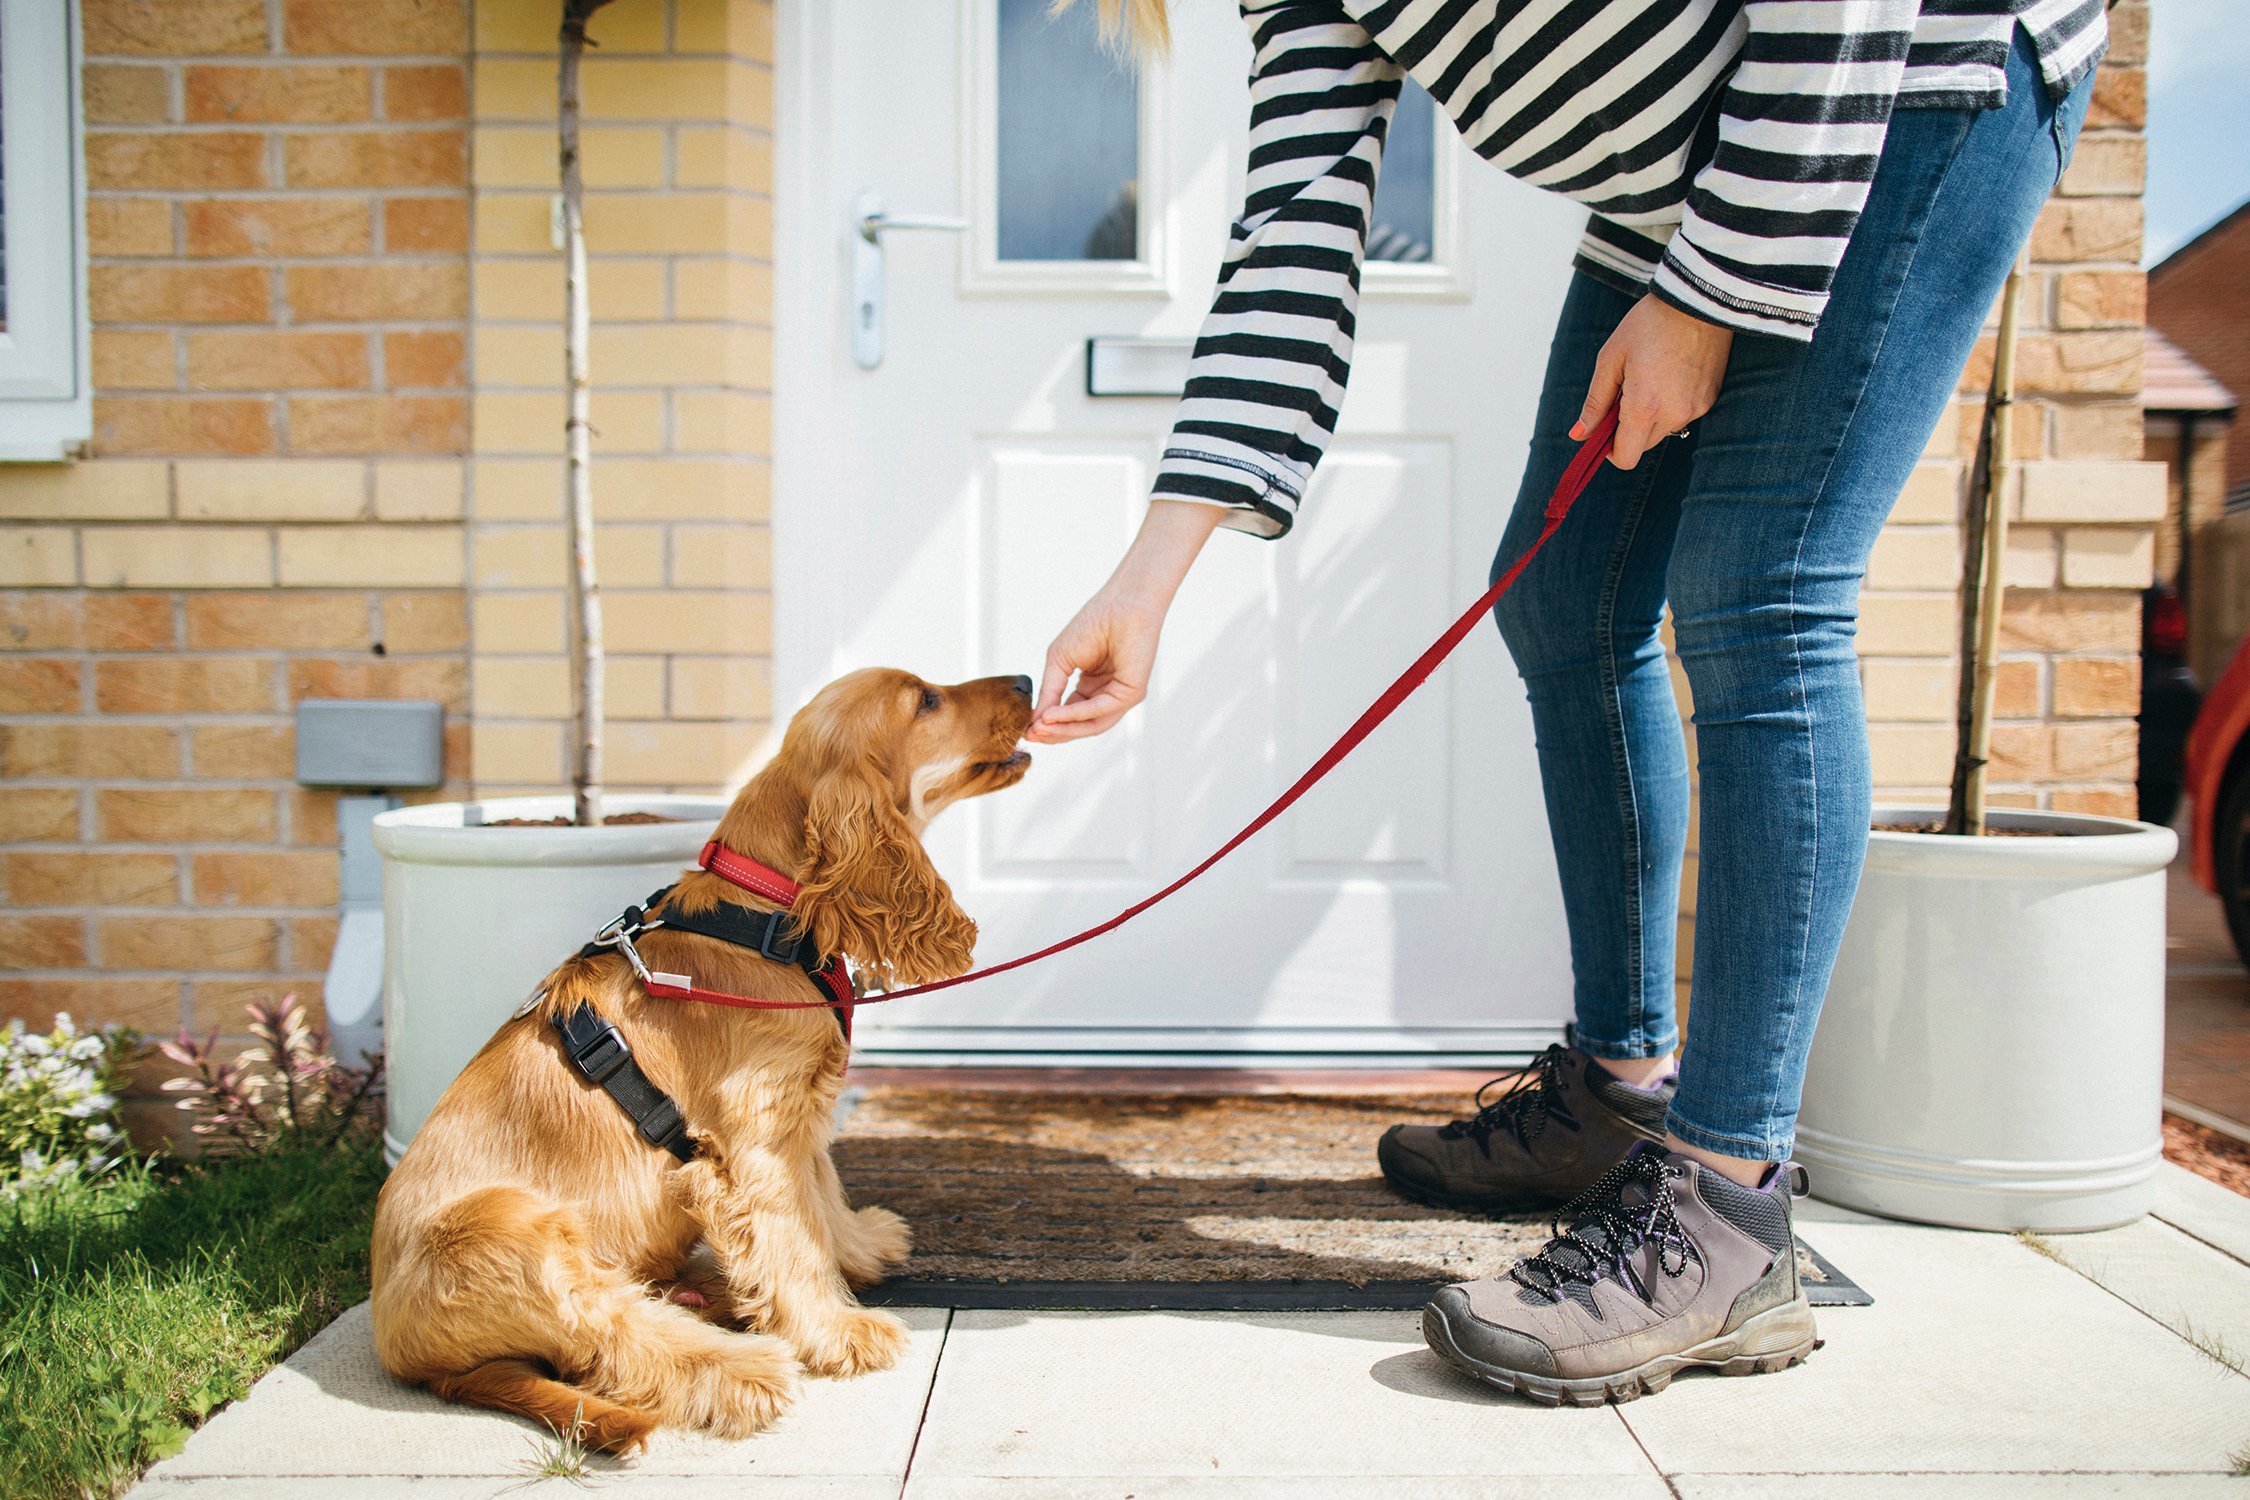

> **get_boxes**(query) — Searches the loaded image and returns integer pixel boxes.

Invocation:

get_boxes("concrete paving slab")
[1674,1477,2250,1498]
[1618,1219,2250,1475]
[911,1310,1659,1482]
[2032,1214,2250,1362]
[910,1480,1673,1500]
[139,1302,947,1483]
[2156,1160,2250,1266]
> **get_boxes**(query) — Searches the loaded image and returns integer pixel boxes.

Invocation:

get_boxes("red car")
[2187,634,2250,969]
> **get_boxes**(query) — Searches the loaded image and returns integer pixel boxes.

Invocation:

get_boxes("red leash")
[678,409,1617,1015]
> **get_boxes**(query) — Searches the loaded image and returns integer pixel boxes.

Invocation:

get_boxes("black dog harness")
[551,851,854,1161]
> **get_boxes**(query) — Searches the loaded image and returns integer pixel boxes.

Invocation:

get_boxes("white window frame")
[958,0,1170,298]
[0,0,90,461]
[1362,109,1471,302]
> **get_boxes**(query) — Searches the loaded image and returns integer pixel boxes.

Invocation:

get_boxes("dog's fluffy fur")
[370,669,1034,1451]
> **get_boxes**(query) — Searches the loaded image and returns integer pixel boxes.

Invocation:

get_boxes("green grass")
[513,1407,598,1489]
[0,1141,385,1500]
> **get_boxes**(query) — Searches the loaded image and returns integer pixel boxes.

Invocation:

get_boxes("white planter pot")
[371,795,727,1163]
[1795,806,2177,1233]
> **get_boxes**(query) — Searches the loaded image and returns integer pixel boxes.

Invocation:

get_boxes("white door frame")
[772,1,1577,1068]
[773,0,851,723]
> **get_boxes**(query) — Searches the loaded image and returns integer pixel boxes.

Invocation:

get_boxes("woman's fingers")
[1029,679,1137,741]
[1570,341,1625,442]
[1611,386,1665,471]
[1034,644,1077,720]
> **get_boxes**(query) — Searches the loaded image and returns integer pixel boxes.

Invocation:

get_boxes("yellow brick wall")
[465,0,775,795]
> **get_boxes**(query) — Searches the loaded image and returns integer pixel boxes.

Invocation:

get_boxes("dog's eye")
[917,688,942,715]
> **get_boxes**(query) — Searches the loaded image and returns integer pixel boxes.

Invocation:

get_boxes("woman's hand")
[1572,294,1734,470]
[1027,500,1223,743]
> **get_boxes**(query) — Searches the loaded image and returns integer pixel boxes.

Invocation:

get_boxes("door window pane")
[996,0,1138,261]
[1369,81,1436,264]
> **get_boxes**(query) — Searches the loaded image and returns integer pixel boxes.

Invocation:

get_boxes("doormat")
[834,1086,1870,1310]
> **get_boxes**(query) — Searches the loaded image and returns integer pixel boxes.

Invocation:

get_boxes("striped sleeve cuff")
[1575,216,1673,292]
[1650,232,1826,344]
[1150,443,1304,540]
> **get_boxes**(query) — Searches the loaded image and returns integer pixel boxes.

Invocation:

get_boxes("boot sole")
[1421,1295,1819,1407]
[1376,1126,1669,1220]
[1381,1172,1572,1218]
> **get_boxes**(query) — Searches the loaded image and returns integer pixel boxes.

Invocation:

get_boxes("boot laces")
[1512,1151,1698,1306]
[1440,1044,1578,1149]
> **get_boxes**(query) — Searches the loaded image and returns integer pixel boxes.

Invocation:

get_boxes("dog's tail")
[377,1186,799,1448]
[428,1358,658,1453]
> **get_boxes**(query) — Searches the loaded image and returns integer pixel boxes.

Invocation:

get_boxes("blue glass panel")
[1369,81,1436,264]
[996,0,1139,261]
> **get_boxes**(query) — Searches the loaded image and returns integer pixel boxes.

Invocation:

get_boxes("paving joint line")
[1615,1400,1681,1497]
[896,1307,953,1500]
[2153,1209,2250,1270]
[2017,1228,2250,1382]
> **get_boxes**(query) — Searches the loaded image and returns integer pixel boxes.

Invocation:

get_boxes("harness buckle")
[756,918,803,965]
[637,1096,689,1153]
[566,1018,633,1084]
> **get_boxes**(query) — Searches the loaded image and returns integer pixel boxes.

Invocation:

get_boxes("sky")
[2145,0,2250,264]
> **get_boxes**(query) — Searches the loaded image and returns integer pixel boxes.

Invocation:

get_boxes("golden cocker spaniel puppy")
[370,669,1035,1450]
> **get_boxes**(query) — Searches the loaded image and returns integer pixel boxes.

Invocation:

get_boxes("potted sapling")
[372,0,726,1161]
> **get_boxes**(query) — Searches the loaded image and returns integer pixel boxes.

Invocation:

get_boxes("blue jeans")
[1493,29,2092,1162]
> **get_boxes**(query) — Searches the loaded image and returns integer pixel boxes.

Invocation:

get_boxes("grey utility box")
[295,699,445,790]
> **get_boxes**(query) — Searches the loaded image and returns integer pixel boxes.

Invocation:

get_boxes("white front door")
[776,0,1592,1063]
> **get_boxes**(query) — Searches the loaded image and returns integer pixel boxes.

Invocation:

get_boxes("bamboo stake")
[560,0,615,828]
[1945,254,2029,837]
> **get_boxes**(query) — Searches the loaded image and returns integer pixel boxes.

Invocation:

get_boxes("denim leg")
[1492,272,1694,1062]
[1664,28,2093,1161]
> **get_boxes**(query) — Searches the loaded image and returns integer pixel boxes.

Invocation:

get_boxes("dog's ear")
[795,766,977,987]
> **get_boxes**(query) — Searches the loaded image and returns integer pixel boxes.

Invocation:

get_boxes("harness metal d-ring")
[591,915,691,993]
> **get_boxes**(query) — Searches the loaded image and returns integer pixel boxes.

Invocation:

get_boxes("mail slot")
[1085,336,1194,398]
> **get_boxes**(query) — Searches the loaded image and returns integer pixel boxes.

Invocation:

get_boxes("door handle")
[853,190,969,369]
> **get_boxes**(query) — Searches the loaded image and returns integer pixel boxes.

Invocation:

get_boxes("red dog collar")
[698,840,804,905]
[670,841,854,1038]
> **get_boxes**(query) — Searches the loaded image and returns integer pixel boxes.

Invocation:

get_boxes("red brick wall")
[2150,205,2250,496]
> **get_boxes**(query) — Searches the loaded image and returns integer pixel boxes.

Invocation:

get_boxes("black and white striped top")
[1155,0,2107,537]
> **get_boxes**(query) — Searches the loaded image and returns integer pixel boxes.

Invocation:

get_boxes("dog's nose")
[1009,675,1033,699]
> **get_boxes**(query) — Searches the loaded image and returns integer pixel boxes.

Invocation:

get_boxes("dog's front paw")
[697,1334,801,1439]
[792,1306,911,1378]
[836,1205,913,1287]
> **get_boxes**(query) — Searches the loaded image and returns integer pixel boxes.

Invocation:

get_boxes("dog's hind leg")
[427,1359,657,1454]
[390,1186,799,1441]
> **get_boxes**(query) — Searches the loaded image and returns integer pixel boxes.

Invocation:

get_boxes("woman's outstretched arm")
[1147,0,1406,542]
[1032,2,1403,740]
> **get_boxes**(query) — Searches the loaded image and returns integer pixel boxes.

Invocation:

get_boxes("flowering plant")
[0,1013,137,1197]
[157,994,382,1156]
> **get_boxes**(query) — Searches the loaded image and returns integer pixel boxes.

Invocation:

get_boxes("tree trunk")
[560,0,615,827]
[1945,256,2029,838]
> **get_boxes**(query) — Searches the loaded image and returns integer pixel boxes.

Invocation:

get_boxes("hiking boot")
[1378,1042,1673,1214]
[1421,1143,1819,1406]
